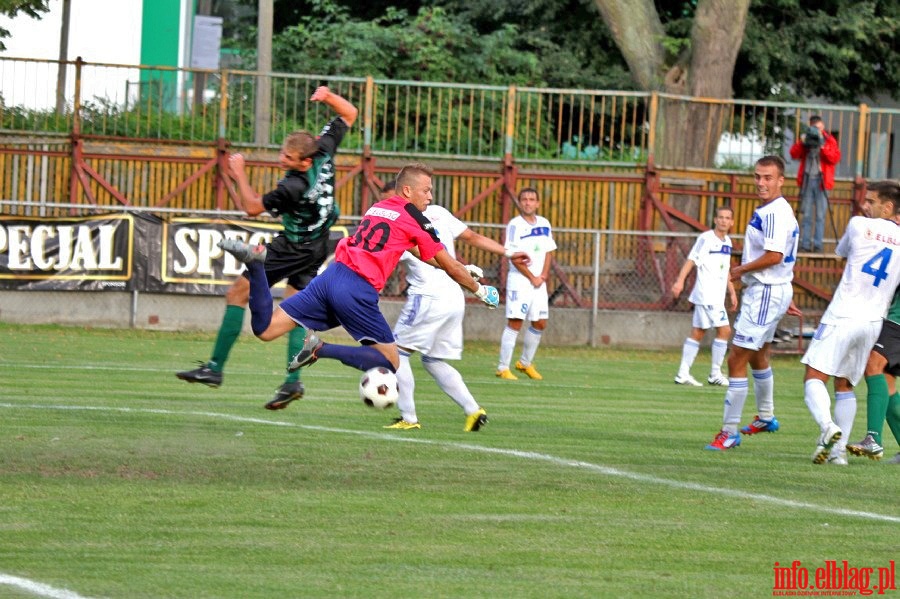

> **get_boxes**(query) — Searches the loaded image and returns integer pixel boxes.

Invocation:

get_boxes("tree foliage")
[222,0,900,103]
[737,0,900,103]
[0,0,50,51]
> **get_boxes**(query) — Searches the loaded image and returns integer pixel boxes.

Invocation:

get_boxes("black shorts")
[241,235,329,291]
[872,319,900,377]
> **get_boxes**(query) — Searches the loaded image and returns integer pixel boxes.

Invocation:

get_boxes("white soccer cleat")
[674,374,703,387]
[812,422,842,464]
[707,374,729,386]
[827,451,848,466]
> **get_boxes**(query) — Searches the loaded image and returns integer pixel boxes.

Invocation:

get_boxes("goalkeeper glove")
[465,264,484,281]
[473,284,500,309]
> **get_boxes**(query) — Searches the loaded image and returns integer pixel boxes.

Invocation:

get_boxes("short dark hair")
[809,115,823,126]
[715,205,734,218]
[868,180,900,215]
[518,187,539,201]
[756,155,785,176]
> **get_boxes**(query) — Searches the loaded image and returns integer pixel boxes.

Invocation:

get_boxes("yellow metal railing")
[3,56,898,177]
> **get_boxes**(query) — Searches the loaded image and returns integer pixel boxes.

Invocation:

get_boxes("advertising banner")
[0,213,353,295]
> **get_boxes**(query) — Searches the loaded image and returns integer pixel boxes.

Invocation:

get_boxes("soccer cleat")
[383,418,421,430]
[707,374,729,386]
[175,362,223,388]
[674,374,703,387]
[705,429,741,451]
[464,408,488,432]
[515,361,543,380]
[288,332,323,372]
[496,368,518,380]
[846,434,884,460]
[812,422,842,464]
[827,451,848,466]
[887,452,900,464]
[740,415,780,435]
[218,238,267,263]
[264,381,304,411]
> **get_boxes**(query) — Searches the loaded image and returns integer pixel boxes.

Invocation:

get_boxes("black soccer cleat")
[176,363,223,388]
[265,381,305,410]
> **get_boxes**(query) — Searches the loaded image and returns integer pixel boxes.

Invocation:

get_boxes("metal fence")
[2,56,898,176]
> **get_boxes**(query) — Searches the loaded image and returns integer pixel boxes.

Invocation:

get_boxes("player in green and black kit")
[177,86,357,410]
[848,285,900,463]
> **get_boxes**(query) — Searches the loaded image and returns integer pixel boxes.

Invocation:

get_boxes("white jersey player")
[802,183,900,464]
[390,198,528,432]
[706,156,801,451]
[672,206,738,387]
[496,188,557,381]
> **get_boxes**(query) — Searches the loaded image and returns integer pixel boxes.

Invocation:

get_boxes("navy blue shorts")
[279,262,394,344]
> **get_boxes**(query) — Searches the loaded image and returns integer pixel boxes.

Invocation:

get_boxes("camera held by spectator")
[803,124,823,150]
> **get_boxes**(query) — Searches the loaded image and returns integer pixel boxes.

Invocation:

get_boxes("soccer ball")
[359,367,399,409]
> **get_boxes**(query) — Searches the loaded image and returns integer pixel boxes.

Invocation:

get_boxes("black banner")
[0,213,353,295]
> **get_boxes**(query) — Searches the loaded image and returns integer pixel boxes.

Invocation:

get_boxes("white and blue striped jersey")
[504,214,556,281]
[741,196,799,286]
[687,229,733,306]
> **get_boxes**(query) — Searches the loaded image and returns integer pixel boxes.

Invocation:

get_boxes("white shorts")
[801,318,883,385]
[393,291,464,360]
[732,282,793,351]
[505,281,550,322]
[692,304,729,330]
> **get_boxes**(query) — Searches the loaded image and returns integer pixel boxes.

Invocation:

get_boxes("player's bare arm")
[730,250,783,282]
[671,259,696,297]
[432,249,480,292]
[512,257,541,286]
[538,251,554,287]
[310,86,358,127]
[225,153,265,216]
[457,229,530,265]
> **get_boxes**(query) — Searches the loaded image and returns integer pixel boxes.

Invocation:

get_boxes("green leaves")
[0,0,50,51]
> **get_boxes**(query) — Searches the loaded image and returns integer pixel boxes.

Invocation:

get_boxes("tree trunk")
[592,0,665,90]
[595,0,750,168]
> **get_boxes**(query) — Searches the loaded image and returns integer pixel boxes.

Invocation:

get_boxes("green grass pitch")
[0,323,896,598]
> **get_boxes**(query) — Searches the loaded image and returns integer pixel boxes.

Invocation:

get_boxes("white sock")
[520,326,543,365]
[833,391,857,452]
[753,367,775,419]
[710,339,728,376]
[803,378,833,429]
[498,326,518,371]
[422,356,480,415]
[395,351,418,423]
[723,377,749,434]
[678,338,700,377]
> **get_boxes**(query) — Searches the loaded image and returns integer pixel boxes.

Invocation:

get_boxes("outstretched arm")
[226,153,265,216]
[432,249,479,293]
[310,86,358,127]
[432,248,500,308]
[457,228,530,265]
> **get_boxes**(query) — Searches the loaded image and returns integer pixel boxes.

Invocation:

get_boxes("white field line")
[3,402,900,525]
[0,574,96,599]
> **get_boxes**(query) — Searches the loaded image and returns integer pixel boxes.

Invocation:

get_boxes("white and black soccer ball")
[359,367,399,409]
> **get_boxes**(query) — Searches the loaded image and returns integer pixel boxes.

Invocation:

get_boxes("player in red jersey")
[220,162,524,408]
